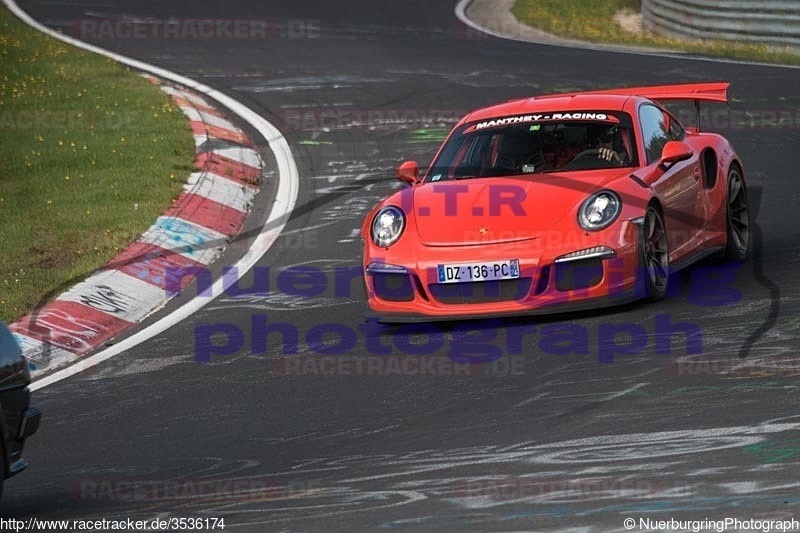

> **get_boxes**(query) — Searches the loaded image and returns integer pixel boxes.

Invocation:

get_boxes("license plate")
[437,259,520,284]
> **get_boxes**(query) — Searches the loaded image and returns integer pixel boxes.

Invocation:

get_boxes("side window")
[667,112,685,141]
[452,134,493,177]
[639,104,670,164]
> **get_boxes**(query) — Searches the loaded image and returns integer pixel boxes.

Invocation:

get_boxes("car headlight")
[371,206,406,247]
[578,190,621,231]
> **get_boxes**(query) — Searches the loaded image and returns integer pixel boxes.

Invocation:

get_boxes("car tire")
[640,205,670,301]
[723,166,751,263]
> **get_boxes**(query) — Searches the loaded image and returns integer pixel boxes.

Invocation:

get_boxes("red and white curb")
[9,82,264,380]
[5,0,297,392]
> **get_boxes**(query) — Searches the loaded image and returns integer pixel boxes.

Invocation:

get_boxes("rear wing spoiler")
[576,82,731,105]
[555,82,730,131]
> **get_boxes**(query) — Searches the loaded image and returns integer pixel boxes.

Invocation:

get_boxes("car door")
[638,104,702,260]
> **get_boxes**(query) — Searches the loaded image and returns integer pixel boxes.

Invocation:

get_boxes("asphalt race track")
[5,0,800,530]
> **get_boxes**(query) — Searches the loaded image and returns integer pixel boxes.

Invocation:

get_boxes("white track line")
[454,0,800,70]
[2,0,299,390]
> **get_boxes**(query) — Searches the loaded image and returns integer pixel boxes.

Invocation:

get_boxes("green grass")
[511,0,800,66]
[0,5,196,322]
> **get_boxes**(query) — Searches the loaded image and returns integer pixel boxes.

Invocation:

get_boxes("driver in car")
[586,124,629,164]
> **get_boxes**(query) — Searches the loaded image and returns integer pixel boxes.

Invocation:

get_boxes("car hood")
[411,171,629,246]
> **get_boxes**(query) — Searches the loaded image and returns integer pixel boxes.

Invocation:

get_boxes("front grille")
[429,278,532,305]
[555,258,603,291]
[372,272,415,302]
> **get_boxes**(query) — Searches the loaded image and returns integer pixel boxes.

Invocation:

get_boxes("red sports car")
[361,83,750,322]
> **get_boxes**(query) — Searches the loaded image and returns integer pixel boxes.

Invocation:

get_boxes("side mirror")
[660,140,693,167]
[396,161,420,185]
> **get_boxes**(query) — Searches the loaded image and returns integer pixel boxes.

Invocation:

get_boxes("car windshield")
[426,112,638,181]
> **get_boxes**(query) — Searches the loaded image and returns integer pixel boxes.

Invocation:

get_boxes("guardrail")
[641,0,800,50]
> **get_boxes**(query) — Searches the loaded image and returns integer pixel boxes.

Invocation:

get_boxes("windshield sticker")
[468,112,617,132]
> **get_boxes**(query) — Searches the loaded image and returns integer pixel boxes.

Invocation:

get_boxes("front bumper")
[364,221,643,322]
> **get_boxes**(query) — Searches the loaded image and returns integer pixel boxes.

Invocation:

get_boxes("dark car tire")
[640,205,670,301]
[722,166,751,263]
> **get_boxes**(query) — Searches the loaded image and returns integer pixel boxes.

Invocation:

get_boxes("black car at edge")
[0,322,40,500]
